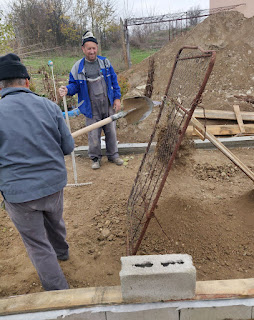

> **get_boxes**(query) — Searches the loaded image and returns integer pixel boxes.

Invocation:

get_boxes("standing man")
[0,53,74,291]
[59,31,123,170]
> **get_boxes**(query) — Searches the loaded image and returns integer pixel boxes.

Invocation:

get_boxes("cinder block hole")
[134,262,153,268]
[161,260,184,267]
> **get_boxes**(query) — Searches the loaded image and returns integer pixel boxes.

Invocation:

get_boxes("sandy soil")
[0,145,254,297]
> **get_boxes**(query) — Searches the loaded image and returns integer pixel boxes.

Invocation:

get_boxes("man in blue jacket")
[0,53,74,291]
[59,31,124,169]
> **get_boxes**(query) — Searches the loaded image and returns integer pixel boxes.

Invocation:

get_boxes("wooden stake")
[233,105,245,133]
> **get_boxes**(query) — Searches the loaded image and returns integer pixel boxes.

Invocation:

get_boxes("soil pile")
[123,11,254,112]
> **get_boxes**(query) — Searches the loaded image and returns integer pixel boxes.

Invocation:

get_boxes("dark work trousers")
[86,75,119,161]
[4,190,69,291]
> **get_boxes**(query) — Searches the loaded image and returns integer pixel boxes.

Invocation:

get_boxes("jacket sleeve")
[109,65,121,101]
[66,72,80,96]
[56,105,75,155]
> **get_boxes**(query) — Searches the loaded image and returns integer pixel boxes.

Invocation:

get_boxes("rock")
[93,252,101,260]
[101,228,110,238]
[105,220,111,227]
[108,234,114,241]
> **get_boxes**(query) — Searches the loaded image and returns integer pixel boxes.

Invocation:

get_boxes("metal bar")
[127,46,216,255]
[126,4,245,26]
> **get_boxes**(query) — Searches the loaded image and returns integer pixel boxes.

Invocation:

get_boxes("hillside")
[122,11,254,112]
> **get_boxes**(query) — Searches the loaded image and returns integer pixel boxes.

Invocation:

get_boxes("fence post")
[120,18,131,69]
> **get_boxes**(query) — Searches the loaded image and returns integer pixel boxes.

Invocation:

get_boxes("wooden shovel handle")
[72,116,113,138]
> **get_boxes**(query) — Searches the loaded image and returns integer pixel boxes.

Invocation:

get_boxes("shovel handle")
[72,116,113,138]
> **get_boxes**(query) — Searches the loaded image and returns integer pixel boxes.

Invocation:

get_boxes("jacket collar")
[0,87,35,98]
[78,56,105,74]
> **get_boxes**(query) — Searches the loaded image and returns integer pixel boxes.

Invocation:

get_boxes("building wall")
[210,0,254,18]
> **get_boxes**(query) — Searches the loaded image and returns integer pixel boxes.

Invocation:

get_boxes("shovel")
[71,96,153,139]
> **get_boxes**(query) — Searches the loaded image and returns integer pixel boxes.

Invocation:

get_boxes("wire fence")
[126,46,216,255]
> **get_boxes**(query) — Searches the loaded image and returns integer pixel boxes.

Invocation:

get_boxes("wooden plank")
[186,123,254,136]
[193,109,254,121]
[0,286,122,316]
[196,278,254,297]
[190,117,254,182]
[0,279,254,316]
[194,127,205,140]
[233,105,245,133]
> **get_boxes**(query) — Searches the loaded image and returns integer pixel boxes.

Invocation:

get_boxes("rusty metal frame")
[127,46,216,255]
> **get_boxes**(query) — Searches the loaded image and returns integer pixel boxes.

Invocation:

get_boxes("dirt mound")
[123,11,254,112]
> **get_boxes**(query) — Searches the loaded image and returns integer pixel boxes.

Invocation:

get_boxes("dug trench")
[0,145,253,297]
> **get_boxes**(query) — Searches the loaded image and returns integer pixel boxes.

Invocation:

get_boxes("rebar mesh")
[127,46,216,255]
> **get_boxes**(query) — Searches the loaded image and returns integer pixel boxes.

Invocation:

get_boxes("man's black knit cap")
[82,31,98,46]
[0,53,30,81]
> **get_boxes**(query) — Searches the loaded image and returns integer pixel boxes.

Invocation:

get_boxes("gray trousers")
[86,106,119,161]
[86,75,119,161]
[4,190,69,291]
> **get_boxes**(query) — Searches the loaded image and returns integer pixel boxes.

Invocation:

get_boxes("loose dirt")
[0,148,254,297]
[0,11,254,297]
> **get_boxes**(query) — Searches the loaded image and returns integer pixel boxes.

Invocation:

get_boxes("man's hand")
[59,86,68,97]
[113,99,121,113]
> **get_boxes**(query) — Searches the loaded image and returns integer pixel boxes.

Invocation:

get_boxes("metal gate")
[126,46,216,255]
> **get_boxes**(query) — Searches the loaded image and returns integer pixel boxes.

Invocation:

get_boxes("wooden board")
[186,123,254,136]
[0,286,122,316]
[1,279,254,316]
[233,104,245,133]
[196,278,254,296]
[193,109,254,121]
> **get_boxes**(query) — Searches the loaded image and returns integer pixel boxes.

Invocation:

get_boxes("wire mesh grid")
[126,46,216,255]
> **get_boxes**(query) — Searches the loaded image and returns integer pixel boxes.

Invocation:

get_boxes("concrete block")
[120,254,196,303]
[54,311,106,320]
[180,305,252,320]
[194,136,254,150]
[0,310,107,320]
[74,143,156,157]
[106,307,179,320]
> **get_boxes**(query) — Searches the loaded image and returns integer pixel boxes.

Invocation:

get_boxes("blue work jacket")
[66,55,121,118]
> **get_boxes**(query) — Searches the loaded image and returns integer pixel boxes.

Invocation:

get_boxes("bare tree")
[186,6,202,27]
[10,0,76,47]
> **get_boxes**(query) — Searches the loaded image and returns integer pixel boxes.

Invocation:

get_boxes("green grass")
[22,54,80,97]
[23,55,79,76]
[130,48,158,65]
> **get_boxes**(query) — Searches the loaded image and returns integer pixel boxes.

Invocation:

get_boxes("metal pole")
[63,96,78,184]
[48,60,58,103]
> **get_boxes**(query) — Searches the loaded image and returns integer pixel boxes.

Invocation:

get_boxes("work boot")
[108,157,124,166]
[57,253,69,261]
[92,158,101,170]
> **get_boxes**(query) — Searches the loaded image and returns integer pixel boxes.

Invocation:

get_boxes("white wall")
[210,0,254,18]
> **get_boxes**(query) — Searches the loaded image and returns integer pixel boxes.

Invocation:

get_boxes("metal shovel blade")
[122,96,154,125]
